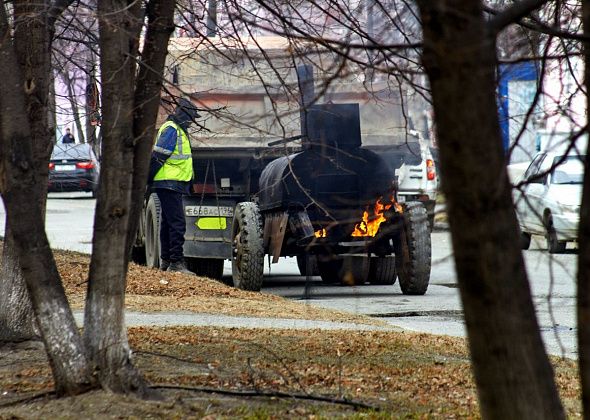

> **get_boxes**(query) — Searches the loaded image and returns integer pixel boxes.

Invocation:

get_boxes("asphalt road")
[0,192,579,358]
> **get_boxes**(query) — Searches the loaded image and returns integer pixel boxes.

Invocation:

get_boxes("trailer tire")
[369,256,397,285]
[145,194,161,269]
[186,258,224,280]
[231,202,264,291]
[341,256,370,285]
[296,254,320,276]
[317,256,369,285]
[394,202,431,295]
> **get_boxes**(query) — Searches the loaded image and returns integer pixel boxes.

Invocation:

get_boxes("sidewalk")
[73,311,402,332]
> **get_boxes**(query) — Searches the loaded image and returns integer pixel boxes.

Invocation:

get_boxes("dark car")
[48,143,100,196]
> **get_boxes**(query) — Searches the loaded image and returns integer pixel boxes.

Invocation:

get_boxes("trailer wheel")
[296,254,320,276]
[369,256,397,285]
[145,194,161,269]
[317,256,369,285]
[393,202,431,295]
[186,258,224,280]
[231,202,264,291]
[341,256,370,285]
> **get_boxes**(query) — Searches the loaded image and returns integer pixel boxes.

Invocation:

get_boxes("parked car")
[48,143,100,196]
[515,150,584,253]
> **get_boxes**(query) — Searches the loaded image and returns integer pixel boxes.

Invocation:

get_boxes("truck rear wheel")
[231,202,264,291]
[394,202,431,295]
[186,258,224,280]
[145,194,161,269]
[369,256,397,285]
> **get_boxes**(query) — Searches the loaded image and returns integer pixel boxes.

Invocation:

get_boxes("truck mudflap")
[184,239,231,259]
[182,196,235,259]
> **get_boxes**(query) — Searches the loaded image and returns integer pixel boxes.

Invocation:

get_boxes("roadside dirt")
[0,250,582,418]
[56,250,382,325]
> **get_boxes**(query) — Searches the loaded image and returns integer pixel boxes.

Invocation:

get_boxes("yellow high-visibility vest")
[153,121,193,182]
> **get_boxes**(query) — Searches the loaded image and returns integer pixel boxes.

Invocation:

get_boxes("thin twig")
[151,384,380,411]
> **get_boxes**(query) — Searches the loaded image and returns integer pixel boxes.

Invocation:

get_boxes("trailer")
[132,103,432,294]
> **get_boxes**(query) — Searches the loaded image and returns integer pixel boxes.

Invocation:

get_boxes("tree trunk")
[126,0,176,262]
[83,0,151,396]
[0,1,94,395]
[0,225,39,341]
[578,1,590,417]
[415,1,564,418]
[84,0,175,397]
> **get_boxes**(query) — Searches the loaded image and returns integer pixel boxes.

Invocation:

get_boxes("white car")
[515,150,584,253]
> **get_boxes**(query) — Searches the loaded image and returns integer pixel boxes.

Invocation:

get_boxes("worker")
[148,98,200,273]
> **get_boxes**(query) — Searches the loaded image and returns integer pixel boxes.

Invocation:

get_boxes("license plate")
[185,205,234,217]
[396,195,406,203]
[55,165,76,171]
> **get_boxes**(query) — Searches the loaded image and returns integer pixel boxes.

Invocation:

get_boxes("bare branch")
[488,0,550,34]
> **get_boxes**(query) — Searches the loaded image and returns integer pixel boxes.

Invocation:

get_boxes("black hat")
[174,98,200,121]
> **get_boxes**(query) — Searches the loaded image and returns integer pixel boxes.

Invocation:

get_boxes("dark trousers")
[156,189,186,262]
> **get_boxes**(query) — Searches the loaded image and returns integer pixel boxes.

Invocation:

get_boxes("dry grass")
[0,249,581,418]
[0,326,581,418]
[56,250,383,326]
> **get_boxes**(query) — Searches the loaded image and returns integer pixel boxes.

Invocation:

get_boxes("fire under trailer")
[132,102,432,294]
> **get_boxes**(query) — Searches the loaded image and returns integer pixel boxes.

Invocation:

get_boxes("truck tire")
[145,194,161,269]
[296,254,320,276]
[231,202,264,291]
[186,258,224,280]
[369,256,397,285]
[394,202,431,295]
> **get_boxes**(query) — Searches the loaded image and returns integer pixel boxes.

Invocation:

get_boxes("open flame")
[351,196,402,237]
[314,228,327,238]
[312,196,401,239]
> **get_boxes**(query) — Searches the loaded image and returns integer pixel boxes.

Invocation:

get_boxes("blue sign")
[498,61,539,151]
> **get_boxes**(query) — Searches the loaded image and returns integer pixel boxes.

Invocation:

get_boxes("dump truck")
[131,101,432,295]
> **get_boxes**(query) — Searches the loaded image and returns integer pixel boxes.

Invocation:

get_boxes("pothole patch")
[369,309,464,318]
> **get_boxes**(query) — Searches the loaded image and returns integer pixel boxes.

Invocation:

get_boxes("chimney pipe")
[296,64,314,148]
